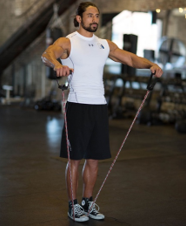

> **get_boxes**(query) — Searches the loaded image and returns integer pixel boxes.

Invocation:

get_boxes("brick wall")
[1,0,186,45]
[0,0,47,46]
[1,0,186,101]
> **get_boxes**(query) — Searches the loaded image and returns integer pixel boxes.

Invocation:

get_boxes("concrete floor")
[0,105,186,226]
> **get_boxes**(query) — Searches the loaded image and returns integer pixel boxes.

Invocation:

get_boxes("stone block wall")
[0,0,48,46]
[1,0,186,101]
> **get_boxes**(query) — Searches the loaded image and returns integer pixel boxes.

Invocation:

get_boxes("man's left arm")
[107,40,163,78]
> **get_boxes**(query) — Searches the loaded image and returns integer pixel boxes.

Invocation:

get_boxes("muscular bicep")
[42,37,70,59]
[41,37,70,68]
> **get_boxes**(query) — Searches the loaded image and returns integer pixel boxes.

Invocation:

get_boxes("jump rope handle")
[57,70,73,91]
[147,72,157,91]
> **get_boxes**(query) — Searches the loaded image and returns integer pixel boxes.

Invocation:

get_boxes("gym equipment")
[1,85,13,105]
[136,76,162,125]
[144,49,155,62]
[34,87,61,111]
[20,84,36,108]
[157,77,186,122]
[104,73,157,120]
[0,90,5,98]
[137,73,186,126]
[175,119,186,133]
[122,34,138,76]
[158,37,186,69]
[153,37,186,127]
[104,74,126,118]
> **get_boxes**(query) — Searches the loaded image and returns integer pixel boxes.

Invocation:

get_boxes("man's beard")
[81,20,98,32]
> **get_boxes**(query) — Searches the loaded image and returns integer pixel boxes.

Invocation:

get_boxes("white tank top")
[61,31,110,105]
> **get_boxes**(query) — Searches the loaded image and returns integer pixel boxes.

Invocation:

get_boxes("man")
[41,1,163,223]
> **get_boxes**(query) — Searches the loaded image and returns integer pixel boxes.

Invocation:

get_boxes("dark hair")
[74,2,99,27]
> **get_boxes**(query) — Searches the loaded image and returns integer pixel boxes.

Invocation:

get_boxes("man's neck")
[77,28,94,38]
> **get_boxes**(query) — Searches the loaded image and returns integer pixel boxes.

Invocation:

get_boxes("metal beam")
[0,0,77,73]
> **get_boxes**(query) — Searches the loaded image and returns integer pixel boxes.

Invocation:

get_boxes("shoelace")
[88,201,100,214]
[74,204,85,217]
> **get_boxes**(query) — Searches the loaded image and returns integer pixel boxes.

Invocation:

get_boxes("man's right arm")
[41,37,73,77]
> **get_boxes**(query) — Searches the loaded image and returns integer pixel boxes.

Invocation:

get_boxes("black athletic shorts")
[60,102,111,160]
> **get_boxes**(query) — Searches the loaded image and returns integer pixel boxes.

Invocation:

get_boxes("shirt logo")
[97,43,105,49]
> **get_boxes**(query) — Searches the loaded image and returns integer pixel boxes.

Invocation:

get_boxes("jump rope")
[56,70,157,220]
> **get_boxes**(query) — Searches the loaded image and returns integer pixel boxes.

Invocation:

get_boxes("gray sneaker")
[81,197,105,220]
[68,202,89,222]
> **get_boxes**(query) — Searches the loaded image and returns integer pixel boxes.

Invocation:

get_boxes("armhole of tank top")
[105,39,110,57]
[64,37,73,60]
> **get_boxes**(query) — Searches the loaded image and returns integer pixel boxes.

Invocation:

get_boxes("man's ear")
[76,15,81,24]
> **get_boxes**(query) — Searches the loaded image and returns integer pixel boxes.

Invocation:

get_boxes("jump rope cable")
[87,72,157,215]
[61,90,75,220]
[57,64,157,218]
[56,58,75,220]
[88,90,150,215]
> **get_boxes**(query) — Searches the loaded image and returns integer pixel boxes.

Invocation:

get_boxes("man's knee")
[86,159,98,169]
[69,160,81,169]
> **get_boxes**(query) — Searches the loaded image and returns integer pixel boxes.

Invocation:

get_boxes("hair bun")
[74,17,79,27]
